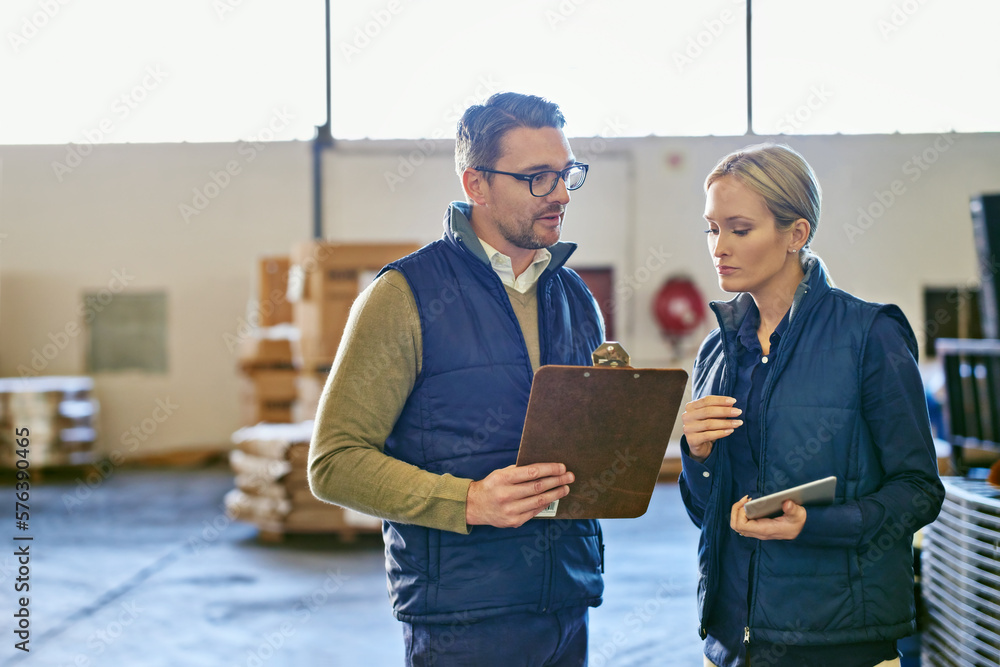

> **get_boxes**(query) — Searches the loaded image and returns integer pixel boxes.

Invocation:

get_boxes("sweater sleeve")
[796,312,944,548]
[307,269,473,534]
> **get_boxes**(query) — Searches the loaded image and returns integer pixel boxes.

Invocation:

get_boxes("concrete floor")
[6,465,704,667]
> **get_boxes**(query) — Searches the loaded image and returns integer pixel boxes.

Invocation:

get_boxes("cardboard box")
[238,334,295,370]
[239,398,294,425]
[289,242,421,284]
[286,242,419,369]
[293,298,354,340]
[296,371,327,414]
[239,369,297,402]
[291,287,354,350]
[257,256,293,326]
[291,297,354,369]
[292,399,317,424]
[287,242,420,305]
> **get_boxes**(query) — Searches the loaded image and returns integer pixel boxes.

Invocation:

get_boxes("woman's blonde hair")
[705,143,822,250]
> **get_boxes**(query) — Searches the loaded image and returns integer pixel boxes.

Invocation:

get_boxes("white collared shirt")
[478,239,552,294]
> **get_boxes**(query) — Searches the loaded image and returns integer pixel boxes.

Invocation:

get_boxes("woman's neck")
[751,260,806,336]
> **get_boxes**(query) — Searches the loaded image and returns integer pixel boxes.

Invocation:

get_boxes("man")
[309,92,605,666]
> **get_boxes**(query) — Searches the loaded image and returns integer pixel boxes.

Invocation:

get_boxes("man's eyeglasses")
[474,162,589,197]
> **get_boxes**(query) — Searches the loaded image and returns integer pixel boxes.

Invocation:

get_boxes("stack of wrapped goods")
[224,422,381,542]
[228,243,419,540]
[288,241,420,422]
[237,330,297,425]
[0,376,99,469]
[236,256,296,425]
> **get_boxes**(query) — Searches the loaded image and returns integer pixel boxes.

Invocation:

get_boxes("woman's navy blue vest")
[378,205,605,623]
[685,259,933,645]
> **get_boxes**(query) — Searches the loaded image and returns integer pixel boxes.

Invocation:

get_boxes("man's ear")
[462,167,489,206]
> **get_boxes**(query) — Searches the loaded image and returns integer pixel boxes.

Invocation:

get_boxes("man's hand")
[730,495,806,541]
[466,463,574,528]
[682,395,743,461]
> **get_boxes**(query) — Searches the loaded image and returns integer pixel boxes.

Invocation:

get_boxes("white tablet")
[743,476,837,520]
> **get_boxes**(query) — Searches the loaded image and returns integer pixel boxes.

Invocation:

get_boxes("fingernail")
[733,420,743,426]
[731,408,742,416]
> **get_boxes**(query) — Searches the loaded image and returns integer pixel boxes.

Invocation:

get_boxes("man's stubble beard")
[496,204,564,250]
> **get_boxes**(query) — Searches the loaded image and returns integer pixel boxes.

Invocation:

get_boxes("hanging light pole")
[746,0,754,135]
[312,0,333,239]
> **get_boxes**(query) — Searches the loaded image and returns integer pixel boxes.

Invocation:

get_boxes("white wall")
[0,132,993,455]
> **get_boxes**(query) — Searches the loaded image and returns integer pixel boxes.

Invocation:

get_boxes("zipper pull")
[744,626,750,645]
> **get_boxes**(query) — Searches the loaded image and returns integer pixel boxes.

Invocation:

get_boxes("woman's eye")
[704,228,719,235]
[733,229,749,236]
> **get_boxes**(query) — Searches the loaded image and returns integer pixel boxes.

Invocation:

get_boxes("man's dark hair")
[455,92,566,178]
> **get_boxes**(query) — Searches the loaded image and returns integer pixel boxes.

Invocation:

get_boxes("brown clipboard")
[514,364,689,520]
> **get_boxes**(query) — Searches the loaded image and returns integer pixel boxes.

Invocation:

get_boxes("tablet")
[743,476,837,520]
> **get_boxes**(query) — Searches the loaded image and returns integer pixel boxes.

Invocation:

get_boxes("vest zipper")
[544,521,556,612]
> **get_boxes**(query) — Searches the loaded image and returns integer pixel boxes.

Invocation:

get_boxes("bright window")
[2,0,998,144]
[329,1,747,138]
[753,0,1000,135]
[0,0,325,144]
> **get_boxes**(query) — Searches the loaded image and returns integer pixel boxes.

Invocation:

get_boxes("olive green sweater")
[307,269,541,535]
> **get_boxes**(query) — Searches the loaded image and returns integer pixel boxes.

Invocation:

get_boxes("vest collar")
[443,201,578,275]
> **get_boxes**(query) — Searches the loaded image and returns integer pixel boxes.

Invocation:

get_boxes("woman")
[678,143,944,667]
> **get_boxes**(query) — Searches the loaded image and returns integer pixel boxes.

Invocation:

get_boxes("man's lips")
[536,209,563,224]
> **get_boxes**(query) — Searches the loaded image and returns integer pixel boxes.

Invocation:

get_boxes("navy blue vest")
[379,205,605,623]
[687,259,929,645]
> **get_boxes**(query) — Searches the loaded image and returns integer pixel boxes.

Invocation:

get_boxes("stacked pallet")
[236,255,296,425]
[287,241,420,420]
[0,376,99,468]
[224,421,381,541]
[237,328,297,425]
[229,243,420,539]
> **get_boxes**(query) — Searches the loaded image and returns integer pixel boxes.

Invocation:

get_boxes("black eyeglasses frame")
[473,162,589,197]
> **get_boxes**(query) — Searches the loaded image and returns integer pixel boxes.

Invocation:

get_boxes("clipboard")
[515,353,688,520]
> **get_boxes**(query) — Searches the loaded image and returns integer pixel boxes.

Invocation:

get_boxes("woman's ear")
[789,218,811,252]
[462,168,488,206]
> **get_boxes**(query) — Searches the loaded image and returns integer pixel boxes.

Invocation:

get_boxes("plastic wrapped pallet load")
[225,421,381,541]
[0,376,99,468]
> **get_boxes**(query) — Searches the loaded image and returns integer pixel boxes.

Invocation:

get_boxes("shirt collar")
[478,238,552,294]
[446,201,576,276]
[737,302,791,353]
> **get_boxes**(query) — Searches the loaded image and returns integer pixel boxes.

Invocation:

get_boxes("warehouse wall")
[0,132,994,455]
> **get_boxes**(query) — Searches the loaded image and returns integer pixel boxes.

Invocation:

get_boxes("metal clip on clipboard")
[592,341,631,367]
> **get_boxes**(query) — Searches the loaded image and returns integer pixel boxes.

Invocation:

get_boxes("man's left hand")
[730,495,806,540]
